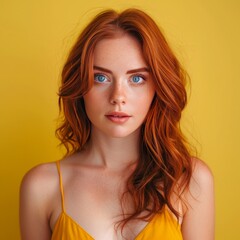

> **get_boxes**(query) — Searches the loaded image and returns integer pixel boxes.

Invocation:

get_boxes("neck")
[85,127,140,170]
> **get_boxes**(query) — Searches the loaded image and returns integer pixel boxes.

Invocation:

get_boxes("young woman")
[20,8,215,240]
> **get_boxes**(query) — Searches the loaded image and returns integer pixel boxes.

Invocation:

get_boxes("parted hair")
[56,8,192,226]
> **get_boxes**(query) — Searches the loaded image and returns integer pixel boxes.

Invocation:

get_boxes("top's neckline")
[52,206,179,239]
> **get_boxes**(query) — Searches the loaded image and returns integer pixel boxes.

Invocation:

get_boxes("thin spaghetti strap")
[56,161,66,213]
[178,199,183,225]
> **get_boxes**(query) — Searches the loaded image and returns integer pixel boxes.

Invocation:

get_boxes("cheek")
[84,90,99,108]
[83,93,96,117]
[141,88,155,107]
[83,90,106,121]
[84,87,108,105]
[136,93,155,117]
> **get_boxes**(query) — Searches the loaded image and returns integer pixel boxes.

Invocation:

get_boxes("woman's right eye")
[94,74,108,83]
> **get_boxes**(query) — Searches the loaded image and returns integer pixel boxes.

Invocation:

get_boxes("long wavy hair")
[56,8,192,227]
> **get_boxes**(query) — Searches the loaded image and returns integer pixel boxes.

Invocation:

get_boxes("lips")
[105,111,131,123]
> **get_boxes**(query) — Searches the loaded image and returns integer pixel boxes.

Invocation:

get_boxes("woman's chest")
[50,171,145,239]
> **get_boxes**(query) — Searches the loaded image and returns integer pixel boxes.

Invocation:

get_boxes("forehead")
[93,34,147,69]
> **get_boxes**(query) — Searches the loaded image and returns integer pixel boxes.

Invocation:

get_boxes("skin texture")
[20,34,215,240]
[84,33,155,140]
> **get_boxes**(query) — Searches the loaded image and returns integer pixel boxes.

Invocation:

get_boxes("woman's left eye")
[131,75,145,84]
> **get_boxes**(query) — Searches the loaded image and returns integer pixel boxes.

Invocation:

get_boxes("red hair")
[56,8,192,226]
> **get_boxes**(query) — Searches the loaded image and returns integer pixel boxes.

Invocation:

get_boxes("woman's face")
[83,33,155,138]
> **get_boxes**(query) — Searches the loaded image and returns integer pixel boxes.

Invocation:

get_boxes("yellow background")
[0,0,239,239]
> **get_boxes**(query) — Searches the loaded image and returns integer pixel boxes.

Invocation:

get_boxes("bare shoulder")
[192,157,214,183]
[20,162,59,216]
[20,162,60,240]
[181,158,215,240]
[21,162,58,195]
[188,157,214,199]
[192,157,214,179]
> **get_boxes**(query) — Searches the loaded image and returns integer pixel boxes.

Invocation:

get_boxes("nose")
[109,81,126,105]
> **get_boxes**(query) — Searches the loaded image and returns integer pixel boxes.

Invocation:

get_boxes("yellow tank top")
[52,161,183,240]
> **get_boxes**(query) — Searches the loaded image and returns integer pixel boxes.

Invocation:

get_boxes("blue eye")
[131,75,144,84]
[94,74,107,83]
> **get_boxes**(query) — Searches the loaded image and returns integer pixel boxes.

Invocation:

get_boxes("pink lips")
[105,111,131,123]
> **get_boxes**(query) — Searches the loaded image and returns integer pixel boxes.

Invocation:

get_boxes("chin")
[103,127,140,139]
[105,131,131,138]
[91,124,141,139]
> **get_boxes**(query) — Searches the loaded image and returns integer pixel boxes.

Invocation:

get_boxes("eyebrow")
[93,66,149,74]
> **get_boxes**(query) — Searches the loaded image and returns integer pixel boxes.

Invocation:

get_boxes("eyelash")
[94,73,109,83]
[130,74,146,85]
[93,73,147,85]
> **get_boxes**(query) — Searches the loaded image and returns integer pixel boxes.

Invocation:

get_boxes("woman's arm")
[20,164,54,240]
[181,158,215,240]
